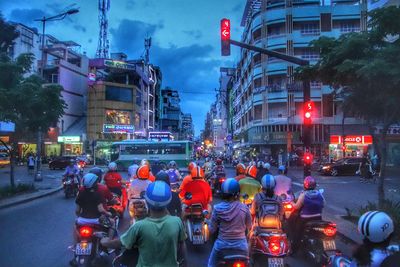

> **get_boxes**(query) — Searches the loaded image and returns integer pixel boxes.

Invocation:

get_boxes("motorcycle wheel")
[75,255,92,267]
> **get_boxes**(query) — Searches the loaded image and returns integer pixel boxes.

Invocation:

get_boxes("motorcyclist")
[63,159,80,184]
[291,176,325,252]
[87,167,116,211]
[255,160,267,182]
[208,178,252,267]
[264,162,271,174]
[180,166,212,216]
[213,158,225,177]
[179,161,197,191]
[128,163,139,179]
[140,159,155,182]
[128,165,153,200]
[350,211,397,267]
[100,181,186,267]
[155,171,182,217]
[104,162,123,196]
[274,165,293,198]
[166,161,182,185]
[234,163,246,182]
[238,165,262,204]
[204,157,213,175]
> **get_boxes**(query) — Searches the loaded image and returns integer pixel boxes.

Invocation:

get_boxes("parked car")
[319,157,363,176]
[0,152,10,168]
[49,156,76,170]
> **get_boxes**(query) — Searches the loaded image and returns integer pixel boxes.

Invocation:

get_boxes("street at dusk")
[1,0,400,266]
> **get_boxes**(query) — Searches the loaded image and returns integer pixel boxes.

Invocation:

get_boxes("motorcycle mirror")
[242,193,249,200]
[319,188,325,194]
[185,192,192,200]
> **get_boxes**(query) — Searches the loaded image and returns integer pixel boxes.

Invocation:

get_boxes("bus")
[110,140,193,171]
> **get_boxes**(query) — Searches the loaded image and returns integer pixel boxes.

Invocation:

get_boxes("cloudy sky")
[0,0,246,135]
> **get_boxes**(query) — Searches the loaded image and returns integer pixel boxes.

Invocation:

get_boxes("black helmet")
[155,171,171,186]
[89,167,104,182]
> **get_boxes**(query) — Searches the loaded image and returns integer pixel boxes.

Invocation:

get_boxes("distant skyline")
[0,0,246,135]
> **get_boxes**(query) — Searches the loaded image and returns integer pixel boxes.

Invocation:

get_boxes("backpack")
[256,193,281,229]
[167,169,179,183]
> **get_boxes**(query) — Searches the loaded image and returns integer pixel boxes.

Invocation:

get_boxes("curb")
[0,186,63,210]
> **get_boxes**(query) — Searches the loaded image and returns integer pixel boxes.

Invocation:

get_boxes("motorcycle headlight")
[322,166,330,170]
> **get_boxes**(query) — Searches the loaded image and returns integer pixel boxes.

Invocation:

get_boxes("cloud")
[232,3,244,13]
[111,19,220,134]
[9,8,49,25]
[126,0,136,9]
[182,30,203,40]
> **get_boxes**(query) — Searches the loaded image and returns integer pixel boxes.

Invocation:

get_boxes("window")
[340,22,360,33]
[120,143,186,155]
[321,13,332,32]
[301,23,320,35]
[254,105,262,120]
[136,89,142,106]
[105,86,133,103]
[300,49,320,60]
[105,110,132,125]
[253,53,261,65]
[252,28,262,42]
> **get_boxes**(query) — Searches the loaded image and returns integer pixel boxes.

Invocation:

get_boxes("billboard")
[103,124,134,134]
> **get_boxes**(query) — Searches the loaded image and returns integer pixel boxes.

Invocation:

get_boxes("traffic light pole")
[229,39,311,177]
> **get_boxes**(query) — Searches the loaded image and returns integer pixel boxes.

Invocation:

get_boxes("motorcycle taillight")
[268,238,281,255]
[79,226,93,238]
[323,224,337,237]
[232,261,246,267]
[283,202,293,212]
[219,178,226,183]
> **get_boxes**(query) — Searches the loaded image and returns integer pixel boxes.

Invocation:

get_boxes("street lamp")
[33,8,79,181]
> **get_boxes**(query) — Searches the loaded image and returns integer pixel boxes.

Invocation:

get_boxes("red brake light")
[79,226,93,238]
[268,237,281,255]
[323,224,337,237]
[233,261,245,267]
[219,178,226,183]
[283,203,293,212]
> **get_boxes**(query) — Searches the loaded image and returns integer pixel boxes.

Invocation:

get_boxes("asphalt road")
[0,167,353,267]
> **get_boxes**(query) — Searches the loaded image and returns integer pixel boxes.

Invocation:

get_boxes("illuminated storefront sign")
[103,124,134,134]
[149,132,173,141]
[330,135,373,145]
[105,110,131,125]
[57,136,81,143]
[104,60,136,71]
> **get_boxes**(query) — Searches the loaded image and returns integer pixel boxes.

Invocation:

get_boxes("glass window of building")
[105,86,133,103]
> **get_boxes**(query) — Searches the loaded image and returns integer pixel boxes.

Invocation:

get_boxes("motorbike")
[77,161,85,179]
[212,173,226,195]
[217,248,250,267]
[128,191,148,225]
[184,192,210,246]
[71,212,119,267]
[63,174,79,198]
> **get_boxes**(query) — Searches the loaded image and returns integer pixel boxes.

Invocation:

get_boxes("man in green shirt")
[101,181,186,267]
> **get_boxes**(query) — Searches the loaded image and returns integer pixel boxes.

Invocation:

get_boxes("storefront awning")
[329,125,369,135]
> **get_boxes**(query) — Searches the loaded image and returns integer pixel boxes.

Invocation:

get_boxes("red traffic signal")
[221,18,230,56]
[304,152,313,165]
[303,101,314,125]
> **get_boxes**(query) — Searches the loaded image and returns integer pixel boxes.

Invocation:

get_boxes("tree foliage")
[0,13,18,54]
[297,7,400,207]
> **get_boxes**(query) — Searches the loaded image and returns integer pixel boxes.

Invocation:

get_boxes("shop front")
[329,135,373,161]
[58,136,83,156]
[44,142,61,158]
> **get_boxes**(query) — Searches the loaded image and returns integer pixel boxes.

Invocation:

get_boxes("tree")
[297,7,400,208]
[0,17,66,188]
[0,13,18,54]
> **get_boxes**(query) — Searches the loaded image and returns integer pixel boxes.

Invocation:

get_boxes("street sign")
[220,18,231,56]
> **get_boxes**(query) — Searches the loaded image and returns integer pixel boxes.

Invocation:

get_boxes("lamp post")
[33,8,79,181]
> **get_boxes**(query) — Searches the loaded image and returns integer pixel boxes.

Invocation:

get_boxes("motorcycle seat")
[304,220,331,228]
[218,248,249,260]
[185,204,203,216]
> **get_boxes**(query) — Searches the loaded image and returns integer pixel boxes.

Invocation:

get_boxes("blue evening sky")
[0,0,247,135]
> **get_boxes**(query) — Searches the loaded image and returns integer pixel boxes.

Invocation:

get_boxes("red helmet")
[245,165,257,178]
[236,163,246,175]
[188,162,197,172]
[191,166,204,179]
[304,176,316,190]
[216,159,222,165]
[137,165,150,180]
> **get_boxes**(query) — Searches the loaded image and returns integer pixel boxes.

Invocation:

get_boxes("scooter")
[212,173,226,195]
[63,174,79,198]
[217,248,250,267]
[128,191,148,225]
[251,230,290,267]
[184,192,210,246]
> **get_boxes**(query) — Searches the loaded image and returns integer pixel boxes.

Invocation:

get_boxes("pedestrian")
[27,154,35,175]
[359,155,372,182]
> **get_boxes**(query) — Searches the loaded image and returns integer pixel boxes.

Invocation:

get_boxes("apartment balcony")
[253,65,262,77]
[266,34,287,49]
[292,30,321,46]
[266,60,287,74]
[292,5,321,19]
[252,13,262,30]
[332,4,362,19]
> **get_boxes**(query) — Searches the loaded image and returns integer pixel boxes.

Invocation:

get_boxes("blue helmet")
[83,173,98,189]
[221,178,240,196]
[278,165,285,172]
[145,181,172,210]
[261,174,276,190]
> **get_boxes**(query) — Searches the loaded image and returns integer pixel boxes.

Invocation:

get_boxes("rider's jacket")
[63,165,79,176]
[300,190,324,218]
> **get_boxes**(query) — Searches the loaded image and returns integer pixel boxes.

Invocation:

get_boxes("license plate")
[193,235,203,245]
[75,242,92,255]
[268,257,284,267]
[323,239,336,251]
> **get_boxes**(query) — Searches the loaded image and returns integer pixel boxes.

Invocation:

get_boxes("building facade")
[181,113,194,141]
[159,88,182,139]
[231,0,368,161]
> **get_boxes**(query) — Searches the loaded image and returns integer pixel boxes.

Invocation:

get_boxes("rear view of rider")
[179,161,197,190]
[214,158,225,178]
[128,163,139,180]
[104,162,123,196]
[166,161,181,184]
[140,159,155,182]
[208,178,252,267]
[239,165,262,203]
[129,165,152,200]
[63,159,80,183]
[234,163,246,182]
[291,176,325,252]
[350,211,397,267]
[87,167,116,211]
[274,165,293,198]
[180,166,212,215]
[255,161,267,182]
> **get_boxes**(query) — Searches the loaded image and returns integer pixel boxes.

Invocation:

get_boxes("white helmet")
[257,161,264,168]
[358,211,394,243]
[108,162,117,171]
[264,163,271,170]
[83,173,98,189]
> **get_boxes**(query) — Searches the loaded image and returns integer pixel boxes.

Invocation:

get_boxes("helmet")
[221,178,240,196]
[145,181,172,210]
[155,171,170,185]
[216,159,222,165]
[128,164,139,178]
[264,163,271,170]
[278,165,285,173]
[191,166,204,179]
[303,176,316,190]
[89,167,104,181]
[108,162,117,171]
[358,211,394,243]
[168,161,177,169]
[245,165,257,178]
[188,162,197,171]
[236,163,246,175]
[257,161,264,168]
[141,159,150,166]
[205,157,210,162]
[261,174,276,190]
[83,173,98,189]
[137,165,150,179]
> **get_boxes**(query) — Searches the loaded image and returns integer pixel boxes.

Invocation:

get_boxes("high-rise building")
[182,113,194,140]
[160,88,182,139]
[231,0,369,161]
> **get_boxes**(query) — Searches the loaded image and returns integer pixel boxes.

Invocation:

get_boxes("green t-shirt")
[120,214,186,267]
[239,177,262,202]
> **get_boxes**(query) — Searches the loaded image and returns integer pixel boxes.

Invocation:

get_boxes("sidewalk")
[0,165,63,209]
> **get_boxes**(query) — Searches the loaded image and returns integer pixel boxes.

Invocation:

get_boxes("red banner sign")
[330,135,373,145]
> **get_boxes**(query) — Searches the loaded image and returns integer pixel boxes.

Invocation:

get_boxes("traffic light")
[303,101,314,125]
[221,18,230,56]
[304,152,313,176]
